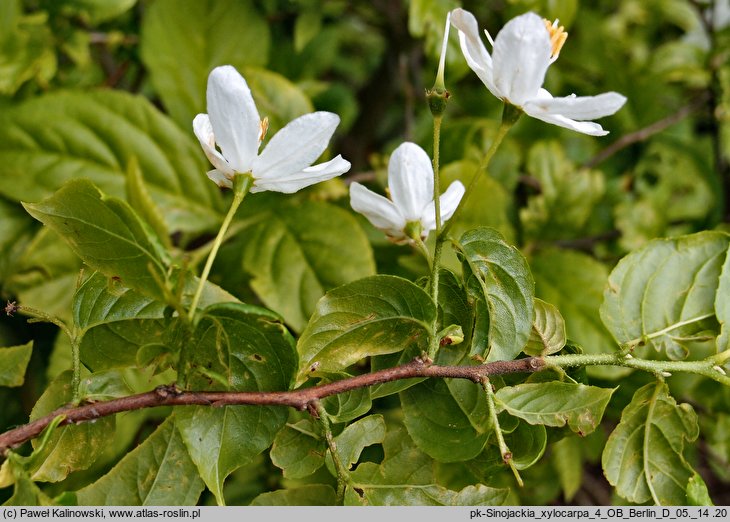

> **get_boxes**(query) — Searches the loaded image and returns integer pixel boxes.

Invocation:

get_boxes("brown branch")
[0,356,544,456]
[583,93,709,169]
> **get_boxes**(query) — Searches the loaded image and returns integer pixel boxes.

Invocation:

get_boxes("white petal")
[492,12,552,105]
[450,8,499,97]
[206,169,233,189]
[523,106,610,136]
[206,65,260,173]
[193,114,235,176]
[350,182,406,238]
[421,180,466,233]
[251,155,351,194]
[387,142,434,222]
[524,91,627,120]
[253,112,340,180]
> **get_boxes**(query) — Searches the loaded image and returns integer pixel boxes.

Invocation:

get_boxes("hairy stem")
[315,402,350,502]
[188,174,253,322]
[483,379,523,487]
[3,351,729,456]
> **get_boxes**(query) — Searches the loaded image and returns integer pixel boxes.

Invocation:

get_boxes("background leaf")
[140,0,271,128]
[601,232,729,355]
[602,382,700,505]
[24,179,169,302]
[227,199,375,331]
[0,342,32,387]
[0,90,221,234]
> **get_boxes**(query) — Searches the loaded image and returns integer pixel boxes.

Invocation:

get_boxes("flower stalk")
[188,173,253,321]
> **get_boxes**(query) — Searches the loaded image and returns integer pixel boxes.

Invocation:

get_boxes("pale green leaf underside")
[602,382,700,505]
[496,382,615,435]
[601,231,729,351]
[270,418,325,479]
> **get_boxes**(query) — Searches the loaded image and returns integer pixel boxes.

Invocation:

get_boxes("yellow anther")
[543,19,568,59]
[258,117,269,142]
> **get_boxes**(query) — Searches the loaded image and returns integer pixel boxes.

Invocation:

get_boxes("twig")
[583,94,709,169]
[0,357,544,456]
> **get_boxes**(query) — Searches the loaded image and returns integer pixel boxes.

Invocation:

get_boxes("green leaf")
[440,161,516,245]
[551,435,584,501]
[686,473,713,506]
[601,231,728,355]
[345,428,510,506]
[0,342,32,387]
[704,413,730,482]
[320,373,372,423]
[24,179,169,301]
[602,382,700,505]
[520,141,605,243]
[0,0,55,95]
[296,275,435,384]
[435,268,474,346]
[401,378,490,462]
[457,227,534,361]
[3,227,81,323]
[270,417,325,479]
[715,240,730,351]
[73,272,167,333]
[176,302,297,504]
[140,0,270,128]
[0,90,221,234]
[0,197,36,283]
[234,200,375,331]
[125,156,171,250]
[62,0,137,24]
[504,421,547,470]
[250,485,337,506]
[326,415,386,475]
[74,271,239,370]
[530,248,620,378]
[76,417,204,506]
[28,370,125,482]
[495,382,615,435]
[524,298,566,356]
[615,139,716,251]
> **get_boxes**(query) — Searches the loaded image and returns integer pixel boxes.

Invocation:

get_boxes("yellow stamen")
[258,117,269,142]
[543,19,567,59]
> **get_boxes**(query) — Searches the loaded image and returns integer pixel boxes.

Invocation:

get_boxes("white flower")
[451,9,626,136]
[193,65,351,193]
[350,142,465,242]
